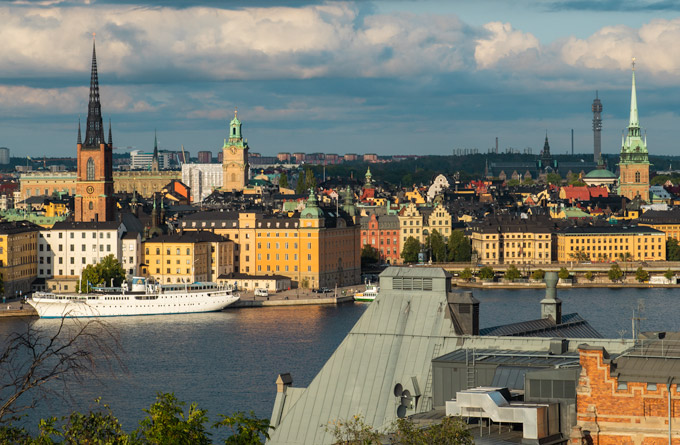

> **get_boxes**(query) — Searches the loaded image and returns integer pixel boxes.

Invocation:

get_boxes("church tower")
[222,108,249,192]
[74,36,115,222]
[618,59,650,202]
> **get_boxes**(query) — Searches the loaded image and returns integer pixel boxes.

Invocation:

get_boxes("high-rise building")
[0,147,9,165]
[198,151,212,163]
[592,92,603,162]
[222,109,249,192]
[74,36,115,222]
[619,60,650,202]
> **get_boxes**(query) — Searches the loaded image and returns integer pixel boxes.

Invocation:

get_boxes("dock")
[229,286,360,308]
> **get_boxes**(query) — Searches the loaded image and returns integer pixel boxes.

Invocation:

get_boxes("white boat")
[353,284,379,303]
[28,277,240,318]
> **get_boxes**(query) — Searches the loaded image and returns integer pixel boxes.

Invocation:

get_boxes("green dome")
[584,169,617,179]
[300,188,324,219]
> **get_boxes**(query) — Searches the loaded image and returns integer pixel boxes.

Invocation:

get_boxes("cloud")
[547,0,680,12]
[474,22,540,69]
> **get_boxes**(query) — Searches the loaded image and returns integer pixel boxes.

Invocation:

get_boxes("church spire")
[84,33,105,148]
[108,118,112,146]
[629,58,639,130]
[151,129,160,172]
[77,118,82,144]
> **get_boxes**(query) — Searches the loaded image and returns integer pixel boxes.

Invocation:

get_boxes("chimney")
[446,290,480,335]
[541,272,562,324]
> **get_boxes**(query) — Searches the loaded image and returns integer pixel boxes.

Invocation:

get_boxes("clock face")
[86,186,94,194]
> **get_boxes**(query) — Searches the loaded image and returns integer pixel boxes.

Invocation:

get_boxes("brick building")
[360,214,400,264]
[572,335,680,444]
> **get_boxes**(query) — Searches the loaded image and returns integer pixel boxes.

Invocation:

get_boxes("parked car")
[254,288,269,297]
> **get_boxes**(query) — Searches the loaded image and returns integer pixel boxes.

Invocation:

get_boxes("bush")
[504,265,522,282]
[584,271,594,281]
[558,267,570,280]
[531,269,545,281]
[635,267,649,283]
[608,264,623,282]
[459,267,473,281]
[478,266,495,280]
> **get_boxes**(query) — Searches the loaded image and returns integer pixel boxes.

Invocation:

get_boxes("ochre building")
[0,221,39,296]
[556,225,666,263]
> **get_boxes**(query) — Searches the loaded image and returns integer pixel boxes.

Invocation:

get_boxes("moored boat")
[353,284,379,303]
[28,277,239,318]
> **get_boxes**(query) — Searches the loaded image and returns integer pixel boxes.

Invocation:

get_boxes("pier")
[229,286,358,308]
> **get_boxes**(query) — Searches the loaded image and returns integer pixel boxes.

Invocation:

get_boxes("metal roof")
[379,266,451,279]
[479,313,602,338]
[433,349,580,369]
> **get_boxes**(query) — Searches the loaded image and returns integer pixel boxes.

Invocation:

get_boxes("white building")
[130,150,172,170]
[427,174,451,202]
[37,221,126,280]
[182,163,223,203]
[121,231,142,278]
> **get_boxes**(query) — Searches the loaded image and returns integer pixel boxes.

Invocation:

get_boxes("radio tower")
[592,91,603,162]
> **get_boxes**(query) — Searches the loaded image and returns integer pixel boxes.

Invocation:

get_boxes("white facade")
[427,174,450,202]
[121,233,142,278]
[182,163,223,203]
[37,222,126,279]
[130,150,171,170]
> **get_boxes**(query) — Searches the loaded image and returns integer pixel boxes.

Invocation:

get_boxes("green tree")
[546,173,562,185]
[326,414,381,445]
[522,178,535,185]
[134,393,211,445]
[635,267,649,283]
[459,267,473,281]
[361,245,380,267]
[504,265,522,282]
[665,269,675,281]
[584,271,594,281]
[531,269,545,281]
[608,264,624,282]
[218,411,273,444]
[77,255,126,292]
[668,238,680,261]
[569,250,590,262]
[428,230,447,263]
[447,231,472,262]
[393,416,473,445]
[651,175,671,186]
[558,267,570,280]
[478,266,495,280]
[506,179,520,187]
[401,237,421,264]
[278,172,289,189]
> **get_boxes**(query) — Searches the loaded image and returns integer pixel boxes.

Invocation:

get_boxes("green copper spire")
[229,107,242,139]
[629,58,639,129]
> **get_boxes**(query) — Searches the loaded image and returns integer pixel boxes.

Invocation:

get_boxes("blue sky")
[2,0,680,158]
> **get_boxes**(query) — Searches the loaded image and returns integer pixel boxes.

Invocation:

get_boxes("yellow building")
[397,203,453,255]
[19,172,76,201]
[469,215,553,264]
[113,171,181,198]
[638,209,680,241]
[403,187,426,204]
[222,110,249,192]
[178,192,361,288]
[556,226,666,263]
[141,231,234,284]
[0,221,39,296]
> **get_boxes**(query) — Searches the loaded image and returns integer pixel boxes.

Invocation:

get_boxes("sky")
[2,0,680,158]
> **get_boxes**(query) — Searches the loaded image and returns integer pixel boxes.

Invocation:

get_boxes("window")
[85,157,96,180]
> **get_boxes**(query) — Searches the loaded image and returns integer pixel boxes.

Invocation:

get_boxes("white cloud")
[474,22,540,69]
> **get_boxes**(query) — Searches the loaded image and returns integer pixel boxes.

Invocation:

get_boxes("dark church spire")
[77,118,82,144]
[108,118,112,146]
[84,34,105,148]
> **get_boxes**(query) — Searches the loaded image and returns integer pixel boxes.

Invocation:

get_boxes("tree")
[0,317,122,424]
[134,392,211,445]
[558,267,570,280]
[506,179,520,187]
[218,410,273,444]
[522,178,534,185]
[635,267,649,283]
[305,168,317,190]
[665,269,675,281]
[478,266,495,280]
[428,230,446,263]
[569,250,589,262]
[77,255,126,293]
[504,265,522,282]
[401,237,421,264]
[546,173,562,185]
[584,271,594,281]
[668,238,680,261]
[278,172,289,189]
[361,245,380,267]
[531,269,545,281]
[447,231,472,262]
[326,414,381,445]
[393,416,473,445]
[608,264,623,282]
[459,267,473,281]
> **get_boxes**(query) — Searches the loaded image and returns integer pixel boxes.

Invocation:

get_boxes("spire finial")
[108,118,112,146]
[632,57,636,71]
[77,117,82,144]
[234,107,238,119]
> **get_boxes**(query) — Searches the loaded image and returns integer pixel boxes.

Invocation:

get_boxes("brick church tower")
[74,36,115,222]
[618,59,650,202]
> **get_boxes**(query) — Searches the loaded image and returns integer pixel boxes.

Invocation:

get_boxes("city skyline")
[2,1,680,157]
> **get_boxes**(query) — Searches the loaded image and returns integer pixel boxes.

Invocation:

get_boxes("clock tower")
[74,36,115,222]
[222,108,249,192]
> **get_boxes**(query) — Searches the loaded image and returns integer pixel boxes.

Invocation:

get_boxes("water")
[3,287,680,432]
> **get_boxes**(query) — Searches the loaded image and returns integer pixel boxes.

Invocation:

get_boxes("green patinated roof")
[584,169,617,179]
[300,189,324,219]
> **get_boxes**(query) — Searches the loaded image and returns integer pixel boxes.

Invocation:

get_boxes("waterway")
[3,286,680,433]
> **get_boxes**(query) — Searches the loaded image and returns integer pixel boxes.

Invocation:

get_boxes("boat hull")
[28,291,240,318]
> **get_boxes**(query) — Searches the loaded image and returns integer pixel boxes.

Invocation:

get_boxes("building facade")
[113,171,181,198]
[141,231,234,284]
[197,151,212,163]
[360,214,400,264]
[19,172,76,201]
[556,225,666,263]
[222,109,249,192]
[181,163,223,203]
[74,38,115,222]
[397,203,453,255]
[619,64,650,202]
[0,221,39,296]
[469,215,554,264]
[638,208,680,241]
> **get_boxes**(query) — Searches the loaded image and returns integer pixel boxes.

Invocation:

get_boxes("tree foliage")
[278,172,289,189]
[569,250,590,262]
[427,230,446,263]
[361,245,380,267]
[504,265,522,282]
[635,267,649,283]
[584,271,594,282]
[668,238,680,261]
[608,264,624,282]
[478,266,495,280]
[665,269,675,281]
[459,267,473,281]
[447,231,472,262]
[77,255,126,293]
[326,414,382,445]
[295,168,317,195]
[546,173,562,185]
[401,237,421,264]
[558,267,570,280]
[392,416,473,445]
[531,269,545,281]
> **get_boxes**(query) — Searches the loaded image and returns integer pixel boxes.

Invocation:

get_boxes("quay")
[0,301,37,317]
[229,286,358,308]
